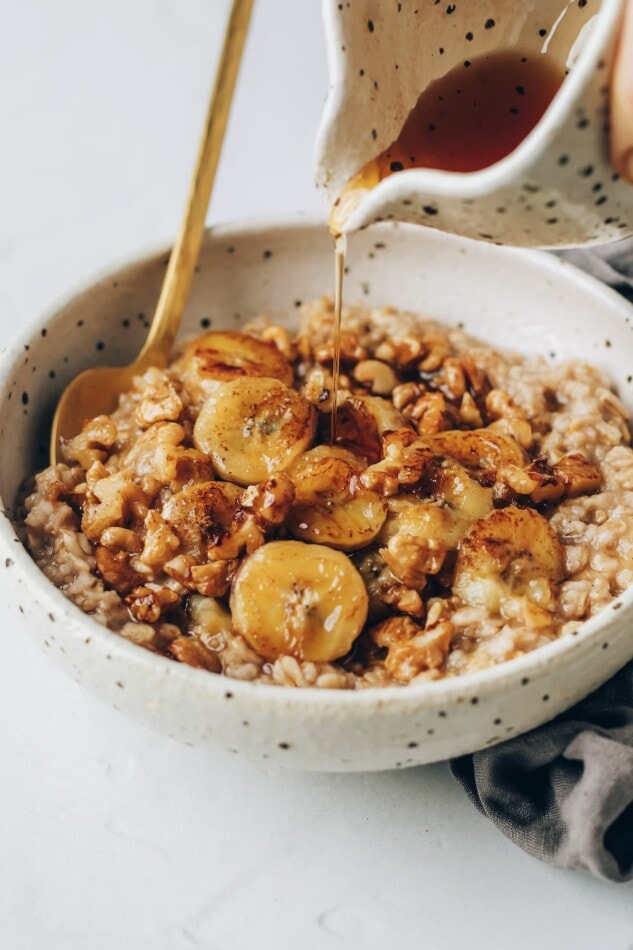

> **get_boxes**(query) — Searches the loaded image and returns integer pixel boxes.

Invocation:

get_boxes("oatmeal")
[19,299,633,688]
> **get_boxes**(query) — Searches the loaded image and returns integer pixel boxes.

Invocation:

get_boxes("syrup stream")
[330,233,346,443]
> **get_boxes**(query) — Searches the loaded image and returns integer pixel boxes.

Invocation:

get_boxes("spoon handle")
[141,0,254,364]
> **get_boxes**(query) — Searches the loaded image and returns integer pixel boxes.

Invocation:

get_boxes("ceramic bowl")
[2,218,633,771]
[315,0,631,247]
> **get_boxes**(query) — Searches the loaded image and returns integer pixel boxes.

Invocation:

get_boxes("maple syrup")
[328,49,564,439]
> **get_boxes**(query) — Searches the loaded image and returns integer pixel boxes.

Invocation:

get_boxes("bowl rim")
[3,213,633,713]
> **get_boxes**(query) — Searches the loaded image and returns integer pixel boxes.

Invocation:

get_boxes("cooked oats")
[18,299,633,688]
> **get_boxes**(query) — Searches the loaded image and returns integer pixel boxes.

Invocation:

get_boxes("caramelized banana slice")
[378,461,492,546]
[230,540,368,662]
[333,395,406,462]
[428,428,527,476]
[193,377,316,485]
[432,459,494,522]
[288,491,387,551]
[287,446,386,551]
[454,507,564,612]
[178,330,293,400]
[288,445,365,502]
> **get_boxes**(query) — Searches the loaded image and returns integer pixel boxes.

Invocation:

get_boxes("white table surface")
[1,2,632,947]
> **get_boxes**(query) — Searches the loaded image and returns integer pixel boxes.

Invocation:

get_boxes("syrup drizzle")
[330,233,346,443]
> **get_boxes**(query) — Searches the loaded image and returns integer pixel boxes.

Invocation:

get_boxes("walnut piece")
[61,416,117,469]
[371,615,453,681]
[168,636,222,672]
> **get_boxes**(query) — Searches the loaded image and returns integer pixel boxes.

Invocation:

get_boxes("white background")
[1,2,632,948]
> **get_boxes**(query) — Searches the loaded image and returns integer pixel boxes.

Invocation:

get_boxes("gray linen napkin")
[450,662,633,882]
[450,240,633,883]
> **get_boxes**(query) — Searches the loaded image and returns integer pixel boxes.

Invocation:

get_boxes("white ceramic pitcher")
[315,0,631,247]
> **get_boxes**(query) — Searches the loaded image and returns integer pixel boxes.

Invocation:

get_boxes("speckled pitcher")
[315,0,631,247]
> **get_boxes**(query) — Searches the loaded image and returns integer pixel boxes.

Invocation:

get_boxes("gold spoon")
[50,0,254,463]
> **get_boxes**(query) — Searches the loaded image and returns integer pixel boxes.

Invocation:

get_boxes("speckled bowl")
[315,0,630,247]
[2,218,633,771]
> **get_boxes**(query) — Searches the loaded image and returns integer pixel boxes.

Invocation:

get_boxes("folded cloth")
[451,240,633,883]
[451,662,633,881]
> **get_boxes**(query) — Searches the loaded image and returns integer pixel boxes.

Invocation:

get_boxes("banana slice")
[178,330,293,400]
[288,445,365,502]
[286,446,386,551]
[377,461,492,546]
[333,395,406,463]
[428,428,527,476]
[193,377,316,486]
[230,540,368,662]
[288,491,387,551]
[454,507,564,611]
[432,459,494,522]
[162,481,240,559]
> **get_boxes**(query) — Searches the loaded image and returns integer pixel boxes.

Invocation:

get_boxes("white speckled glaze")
[315,0,630,247]
[2,218,633,771]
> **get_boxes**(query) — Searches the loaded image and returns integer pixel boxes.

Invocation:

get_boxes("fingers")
[610,0,633,181]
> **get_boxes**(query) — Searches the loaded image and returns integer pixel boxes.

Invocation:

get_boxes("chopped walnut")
[135,373,183,428]
[419,331,452,372]
[238,474,296,527]
[314,331,367,366]
[190,559,239,597]
[301,366,335,412]
[459,391,483,428]
[371,615,453,681]
[154,444,215,490]
[61,416,117,469]
[488,416,533,450]
[359,429,432,496]
[164,554,198,589]
[207,479,294,562]
[124,422,186,475]
[100,527,142,554]
[140,510,181,569]
[392,381,423,411]
[497,457,564,504]
[486,388,525,422]
[125,585,180,623]
[375,335,424,368]
[461,353,490,399]
[381,532,447,588]
[168,635,222,672]
[435,357,466,400]
[404,391,459,435]
[555,454,602,496]
[208,512,266,560]
[352,359,399,396]
[81,469,147,541]
[95,545,140,594]
[379,582,425,618]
